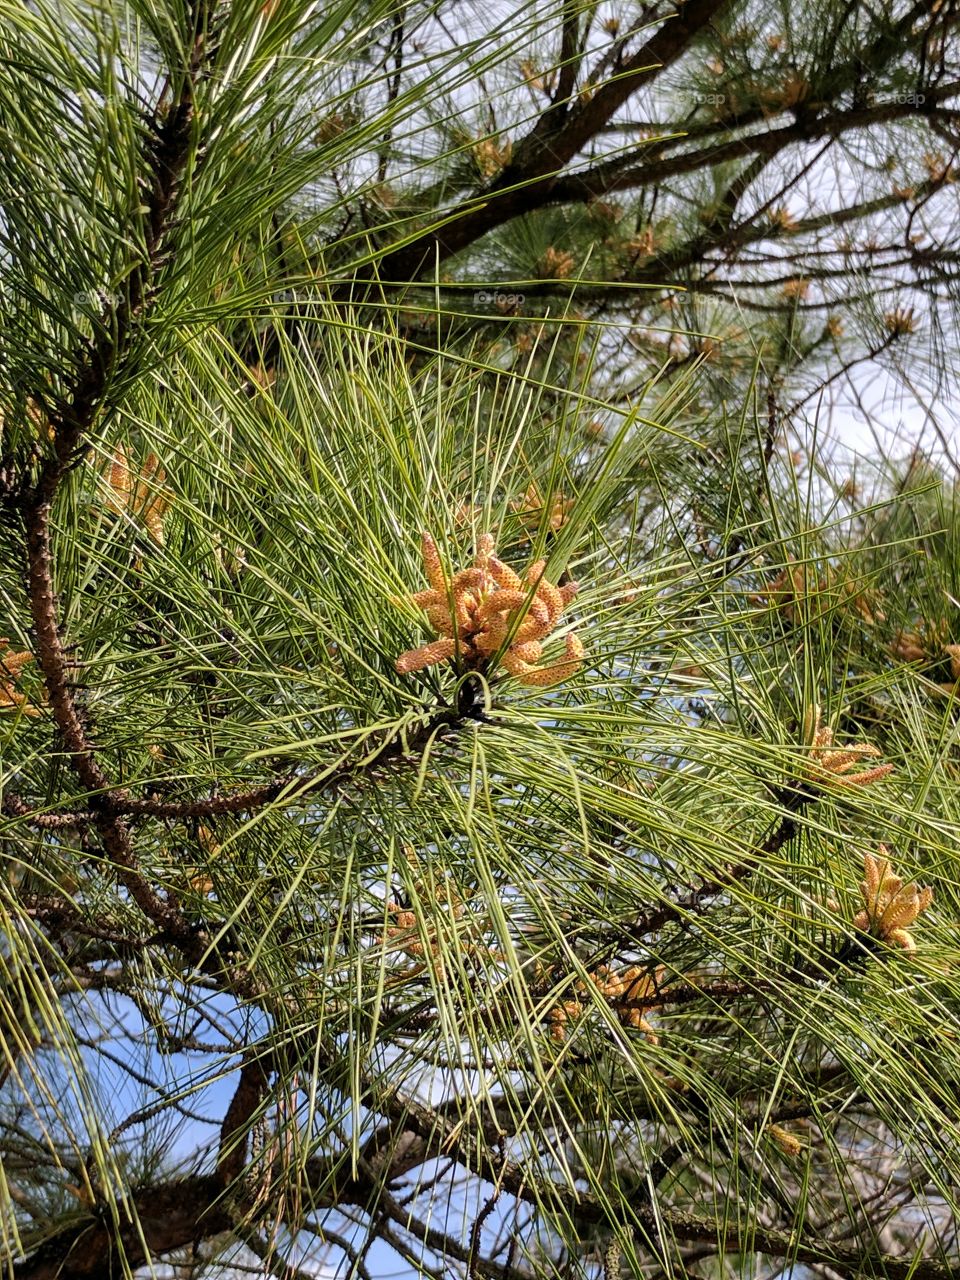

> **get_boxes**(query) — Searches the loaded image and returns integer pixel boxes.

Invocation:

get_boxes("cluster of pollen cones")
[853,846,933,952]
[395,533,583,687]
[0,640,39,717]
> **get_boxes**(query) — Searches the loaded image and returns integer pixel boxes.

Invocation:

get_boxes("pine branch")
[106,686,489,819]
[10,1174,234,1280]
[15,0,216,813]
[547,80,960,203]
[217,1048,272,1185]
[356,0,730,282]
[18,1106,953,1280]
[2,3,275,1064]
[626,786,812,941]
[22,5,210,509]
[0,793,94,830]
[552,0,585,110]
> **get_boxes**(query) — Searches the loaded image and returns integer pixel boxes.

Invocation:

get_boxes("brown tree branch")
[333,0,951,305]
[10,1174,233,1280]
[100,686,488,820]
[15,1137,955,1280]
[0,12,285,1102]
[361,0,731,281]
[626,785,812,940]
[217,1048,272,1185]
[552,0,585,109]
[0,793,94,830]
[546,81,960,204]
[13,2,217,940]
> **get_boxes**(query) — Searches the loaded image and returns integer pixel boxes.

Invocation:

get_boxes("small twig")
[377,4,405,184]
[110,696,487,820]
[468,1134,507,1280]
[626,786,812,941]
[1,792,95,830]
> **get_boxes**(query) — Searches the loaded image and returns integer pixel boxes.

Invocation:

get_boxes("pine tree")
[1,3,960,1279]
